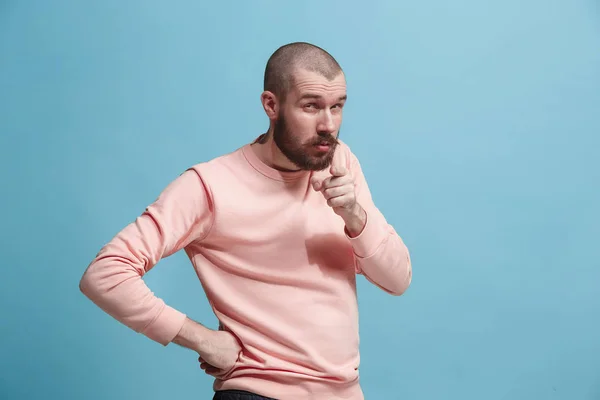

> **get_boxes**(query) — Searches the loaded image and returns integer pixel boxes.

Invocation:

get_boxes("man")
[79,42,412,400]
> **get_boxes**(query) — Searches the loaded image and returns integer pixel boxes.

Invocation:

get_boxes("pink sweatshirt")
[79,139,412,400]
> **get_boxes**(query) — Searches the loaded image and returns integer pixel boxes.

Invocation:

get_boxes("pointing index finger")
[332,143,347,171]
[329,143,348,177]
[311,142,348,187]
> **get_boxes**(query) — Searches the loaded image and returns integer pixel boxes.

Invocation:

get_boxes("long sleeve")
[79,168,214,345]
[345,152,412,296]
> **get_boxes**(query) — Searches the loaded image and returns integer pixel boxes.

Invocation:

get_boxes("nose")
[317,110,336,134]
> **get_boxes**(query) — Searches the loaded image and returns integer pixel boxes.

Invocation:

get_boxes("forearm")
[172,317,214,353]
[347,208,412,296]
[80,168,213,345]
[326,145,412,296]
[354,225,412,296]
[80,249,187,345]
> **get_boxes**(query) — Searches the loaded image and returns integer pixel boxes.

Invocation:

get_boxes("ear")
[260,91,278,120]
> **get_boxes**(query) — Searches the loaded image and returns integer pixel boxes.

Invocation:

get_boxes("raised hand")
[310,163,357,216]
[310,146,366,237]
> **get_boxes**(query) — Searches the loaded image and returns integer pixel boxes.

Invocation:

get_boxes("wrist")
[173,317,214,354]
[196,326,217,355]
[341,203,366,238]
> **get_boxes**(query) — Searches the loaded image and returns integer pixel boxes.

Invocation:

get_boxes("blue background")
[1,1,599,399]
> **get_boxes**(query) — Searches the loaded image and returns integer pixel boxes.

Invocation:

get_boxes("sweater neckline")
[241,137,311,182]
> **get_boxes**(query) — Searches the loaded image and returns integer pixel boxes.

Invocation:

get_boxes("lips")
[314,143,331,152]
[311,137,337,152]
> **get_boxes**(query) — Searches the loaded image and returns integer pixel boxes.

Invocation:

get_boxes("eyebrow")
[300,94,347,102]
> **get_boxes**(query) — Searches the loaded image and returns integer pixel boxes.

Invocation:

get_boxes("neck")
[251,129,300,172]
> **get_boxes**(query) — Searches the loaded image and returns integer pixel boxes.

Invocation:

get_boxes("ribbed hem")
[214,375,364,400]
[141,305,187,346]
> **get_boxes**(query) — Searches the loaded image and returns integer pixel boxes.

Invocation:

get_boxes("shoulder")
[185,145,246,179]
[172,145,251,200]
[188,145,243,170]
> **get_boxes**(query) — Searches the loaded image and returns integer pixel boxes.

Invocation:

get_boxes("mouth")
[313,144,332,153]
[313,140,335,152]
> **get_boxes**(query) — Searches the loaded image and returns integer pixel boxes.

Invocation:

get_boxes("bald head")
[264,42,343,102]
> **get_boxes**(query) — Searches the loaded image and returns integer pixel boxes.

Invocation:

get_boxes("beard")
[272,114,340,171]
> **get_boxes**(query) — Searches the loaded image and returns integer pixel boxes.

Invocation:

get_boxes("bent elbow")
[388,262,412,296]
[79,257,112,303]
[389,274,412,296]
[79,265,98,301]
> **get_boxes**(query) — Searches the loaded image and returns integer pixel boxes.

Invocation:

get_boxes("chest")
[200,176,355,272]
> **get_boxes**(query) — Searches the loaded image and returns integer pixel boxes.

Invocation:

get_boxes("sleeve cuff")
[142,305,187,346]
[345,210,387,258]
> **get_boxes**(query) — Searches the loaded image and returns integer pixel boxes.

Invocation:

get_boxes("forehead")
[288,69,347,101]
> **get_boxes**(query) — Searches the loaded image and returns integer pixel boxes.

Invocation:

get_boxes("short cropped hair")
[264,42,343,101]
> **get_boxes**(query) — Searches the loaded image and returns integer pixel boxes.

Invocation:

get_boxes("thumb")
[310,176,322,191]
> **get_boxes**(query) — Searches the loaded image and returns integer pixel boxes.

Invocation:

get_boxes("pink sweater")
[79,139,412,400]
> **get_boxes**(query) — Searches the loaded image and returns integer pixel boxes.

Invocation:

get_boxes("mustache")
[310,134,339,146]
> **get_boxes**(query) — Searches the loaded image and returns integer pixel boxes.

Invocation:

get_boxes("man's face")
[272,68,347,171]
